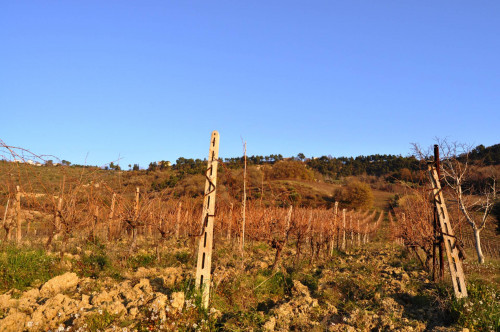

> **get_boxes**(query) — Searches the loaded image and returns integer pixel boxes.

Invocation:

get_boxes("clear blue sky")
[1,1,499,168]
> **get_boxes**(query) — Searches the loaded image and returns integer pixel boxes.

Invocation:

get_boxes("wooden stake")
[15,186,22,244]
[342,209,346,250]
[176,201,182,240]
[429,164,467,298]
[195,131,220,309]
[227,202,233,241]
[241,141,247,252]
[108,193,116,241]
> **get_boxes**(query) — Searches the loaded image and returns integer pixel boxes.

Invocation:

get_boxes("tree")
[297,153,306,161]
[132,164,140,171]
[148,162,158,171]
[437,140,498,264]
[61,160,71,166]
[109,162,121,171]
[340,181,374,209]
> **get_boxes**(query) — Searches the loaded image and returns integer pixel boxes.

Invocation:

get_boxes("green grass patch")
[0,245,62,292]
[84,309,116,332]
[450,279,500,331]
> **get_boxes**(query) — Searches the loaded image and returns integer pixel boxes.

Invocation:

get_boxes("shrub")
[336,180,374,209]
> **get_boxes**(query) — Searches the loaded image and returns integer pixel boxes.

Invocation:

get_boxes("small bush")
[77,252,112,279]
[84,309,116,332]
[127,253,156,270]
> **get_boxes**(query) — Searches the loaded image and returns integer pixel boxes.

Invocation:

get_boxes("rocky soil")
[0,245,470,331]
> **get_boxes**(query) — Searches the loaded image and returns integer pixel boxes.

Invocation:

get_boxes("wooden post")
[307,209,312,245]
[342,209,346,250]
[227,203,233,241]
[93,206,99,241]
[195,131,220,309]
[53,196,63,241]
[108,193,116,241]
[331,202,338,255]
[128,187,139,254]
[3,199,10,238]
[429,163,467,298]
[15,186,22,244]
[357,216,360,247]
[241,141,247,252]
[176,201,182,240]
[349,213,353,247]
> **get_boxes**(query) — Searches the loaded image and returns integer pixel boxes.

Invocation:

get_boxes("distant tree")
[266,160,314,181]
[338,180,374,210]
[45,160,54,167]
[148,162,158,171]
[61,160,71,166]
[297,153,306,161]
[109,162,121,171]
[132,164,140,171]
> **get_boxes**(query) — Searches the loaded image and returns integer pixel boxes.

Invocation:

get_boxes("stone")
[263,316,276,331]
[128,306,139,318]
[31,294,79,329]
[171,292,185,312]
[160,267,182,287]
[0,311,28,332]
[39,272,79,298]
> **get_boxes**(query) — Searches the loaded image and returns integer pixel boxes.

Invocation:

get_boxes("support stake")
[195,131,220,309]
[428,163,467,298]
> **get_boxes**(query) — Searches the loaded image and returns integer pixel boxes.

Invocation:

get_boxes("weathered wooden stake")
[357,216,360,247]
[176,201,182,239]
[15,186,22,243]
[429,163,467,298]
[128,187,140,254]
[108,193,116,241]
[3,199,10,238]
[227,202,233,241]
[341,209,346,250]
[195,131,220,309]
[241,141,247,252]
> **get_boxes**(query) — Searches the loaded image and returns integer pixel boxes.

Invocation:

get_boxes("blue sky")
[1,1,499,168]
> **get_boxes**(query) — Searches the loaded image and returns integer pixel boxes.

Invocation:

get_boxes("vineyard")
[0,141,499,331]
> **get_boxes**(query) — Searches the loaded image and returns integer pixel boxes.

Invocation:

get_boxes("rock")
[160,267,182,287]
[39,272,79,298]
[18,288,40,313]
[91,290,125,315]
[105,300,127,316]
[31,293,79,329]
[0,311,28,332]
[400,272,410,283]
[134,267,154,278]
[292,280,310,297]
[150,293,169,311]
[171,292,184,312]
[128,306,139,318]
[133,278,153,294]
[92,290,114,305]
[263,316,276,331]
[0,294,16,311]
